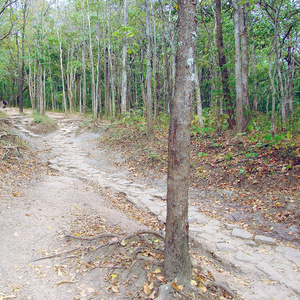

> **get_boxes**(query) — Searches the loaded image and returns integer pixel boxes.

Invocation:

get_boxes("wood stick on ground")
[30,244,83,263]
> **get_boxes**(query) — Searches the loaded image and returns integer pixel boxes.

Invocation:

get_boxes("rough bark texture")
[121,0,128,116]
[164,0,196,282]
[240,5,250,125]
[215,0,235,129]
[233,0,245,134]
[145,0,154,140]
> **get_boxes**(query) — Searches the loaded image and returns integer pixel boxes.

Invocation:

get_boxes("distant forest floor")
[98,120,300,248]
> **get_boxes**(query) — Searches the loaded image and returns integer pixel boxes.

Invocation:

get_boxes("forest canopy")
[0,0,299,135]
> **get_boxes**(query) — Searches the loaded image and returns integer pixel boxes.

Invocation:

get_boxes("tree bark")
[87,0,96,119]
[107,4,115,121]
[195,67,203,128]
[96,10,102,119]
[240,5,250,124]
[145,0,155,140]
[121,0,128,116]
[233,0,245,134]
[151,0,158,119]
[164,0,196,282]
[82,1,87,117]
[58,30,67,113]
[215,0,235,128]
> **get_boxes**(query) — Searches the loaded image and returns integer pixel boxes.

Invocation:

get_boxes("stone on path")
[232,228,253,240]
[254,235,277,246]
[216,242,237,253]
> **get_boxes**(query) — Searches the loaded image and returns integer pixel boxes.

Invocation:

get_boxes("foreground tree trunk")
[164,0,196,282]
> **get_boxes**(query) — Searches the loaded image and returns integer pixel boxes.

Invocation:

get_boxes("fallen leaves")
[172,279,184,292]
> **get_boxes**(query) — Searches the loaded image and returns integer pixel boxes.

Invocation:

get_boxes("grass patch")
[0,110,9,118]
[29,113,58,134]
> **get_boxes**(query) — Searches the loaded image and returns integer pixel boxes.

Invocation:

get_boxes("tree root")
[1,144,24,160]
[127,253,164,274]
[209,280,238,299]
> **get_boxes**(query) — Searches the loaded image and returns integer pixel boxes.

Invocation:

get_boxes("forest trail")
[0,108,299,300]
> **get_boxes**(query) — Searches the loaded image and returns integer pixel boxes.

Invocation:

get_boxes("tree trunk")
[215,0,235,128]
[249,16,258,112]
[159,0,170,112]
[240,4,250,124]
[96,14,102,119]
[58,30,67,113]
[121,0,128,116]
[27,62,35,111]
[233,0,245,134]
[164,0,196,283]
[36,61,44,114]
[195,67,203,128]
[145,0,154,140]
[287,48,295,117]
[269,57,276,136]
[151,1,158,119]
[107,7,115,120]
[87,0,96,119]
[82,2,87,117]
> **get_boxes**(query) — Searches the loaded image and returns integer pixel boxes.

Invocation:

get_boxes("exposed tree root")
[1,145,24,160]
[209,281,238,299]
[31,228,234,299]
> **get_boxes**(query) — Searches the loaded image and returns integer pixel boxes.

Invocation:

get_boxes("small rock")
[254,235,277,246]
[224,223,241,230]
[216,242,237,253]
[235,251,259,263]
[246,241,257,247]
[232,228,253,240]
[275,246,300,267]
[156,283,172,300]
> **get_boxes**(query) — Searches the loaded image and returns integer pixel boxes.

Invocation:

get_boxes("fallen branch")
[55,279,78,287]
[30,244,83,263]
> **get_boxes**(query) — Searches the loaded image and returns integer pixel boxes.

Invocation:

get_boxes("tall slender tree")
[164,0,197,282]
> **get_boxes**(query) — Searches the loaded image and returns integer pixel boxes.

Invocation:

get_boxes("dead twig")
[30,244,83,263]
[55,279,78,286]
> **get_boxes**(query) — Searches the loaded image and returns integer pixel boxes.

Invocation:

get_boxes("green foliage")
[197,152,207,157]
[31,113,58,133]
[246,152,258,159]
[33,113,41,123]
[224,153,233,160]
[238,168,246,175]
[122,109,145,125]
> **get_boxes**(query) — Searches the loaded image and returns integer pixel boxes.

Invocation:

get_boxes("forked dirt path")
[0,108,299,300]
[1,109,150,299]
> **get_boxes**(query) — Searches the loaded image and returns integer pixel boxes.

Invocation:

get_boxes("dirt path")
[0,109,151,299]
[1,108,300,300]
